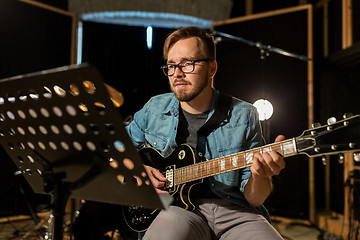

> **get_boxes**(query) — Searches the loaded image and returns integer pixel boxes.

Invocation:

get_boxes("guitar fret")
[282,139,296,156]
[262,146,271,153]
[204,162,208,177]
[211,161,216,175]
[178,168,181,183]
[212,159,217,175]
[206,162,211,176]
[239,152,245,168]
[224,156,230,171]
[199,162,204,179]
[220,157,226,172]
[230,154,238,169]
[244,151,254,166]
[194,165,198,178]
[226,155,232,171]
[174,170,178,184]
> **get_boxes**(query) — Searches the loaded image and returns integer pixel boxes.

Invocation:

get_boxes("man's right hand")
[144,165,169,194]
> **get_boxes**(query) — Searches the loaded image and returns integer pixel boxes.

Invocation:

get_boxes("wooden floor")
[0,214,324,240]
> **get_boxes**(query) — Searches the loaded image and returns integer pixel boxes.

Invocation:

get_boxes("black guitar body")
[122,144,202,232]
[140,144,203,210]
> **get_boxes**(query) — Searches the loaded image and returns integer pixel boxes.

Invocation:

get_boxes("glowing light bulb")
[253,99,273,121]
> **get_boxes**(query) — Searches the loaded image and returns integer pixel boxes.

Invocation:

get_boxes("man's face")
[167,37,214,102]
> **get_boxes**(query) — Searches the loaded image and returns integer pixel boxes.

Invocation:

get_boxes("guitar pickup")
[165,165,175,191]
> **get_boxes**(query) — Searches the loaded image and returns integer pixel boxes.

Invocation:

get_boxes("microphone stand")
[213,30,311,144]
[213,30,312,62]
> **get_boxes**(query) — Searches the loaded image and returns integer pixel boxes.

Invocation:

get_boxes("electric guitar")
[122,114,360,232]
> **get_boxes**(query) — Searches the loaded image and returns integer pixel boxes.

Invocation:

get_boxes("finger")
[143,166,166,189]
[262,152,285,176]
[151,168,167,182]
[144,165,167,181]
[252,154,272,176]
[250,156,261,176]
[268,151,286,170]
[275,135,285,143]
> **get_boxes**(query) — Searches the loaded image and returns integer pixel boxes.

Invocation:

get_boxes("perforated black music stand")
[0,64,172,240]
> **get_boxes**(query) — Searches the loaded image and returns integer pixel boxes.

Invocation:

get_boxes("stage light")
[253,99,273,121]
[76,21,83,64]
[146,26,153,50]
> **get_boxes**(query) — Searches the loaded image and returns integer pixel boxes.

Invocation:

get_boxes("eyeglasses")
[161,59,212,76]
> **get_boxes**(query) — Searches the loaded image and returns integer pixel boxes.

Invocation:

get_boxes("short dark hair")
[163,26,216,61]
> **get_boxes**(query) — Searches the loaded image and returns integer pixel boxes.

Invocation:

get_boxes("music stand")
[0,64,172,240]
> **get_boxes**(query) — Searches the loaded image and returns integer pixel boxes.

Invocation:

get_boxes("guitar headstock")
[296,114,360,157]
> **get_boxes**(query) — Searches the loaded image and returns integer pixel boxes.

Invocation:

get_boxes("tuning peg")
[327,117,337,125]
[322,156,327,165]
[311,122,321,128]
[343,113,353,119]
[338,153,344,164]
[327,117,336,130]
[354,152,360,162]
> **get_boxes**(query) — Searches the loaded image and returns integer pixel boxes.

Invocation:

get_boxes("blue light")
[76,20,83,64]
[146,26,153,50]
[80,11,212,29]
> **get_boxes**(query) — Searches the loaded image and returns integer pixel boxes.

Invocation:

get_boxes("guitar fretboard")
[174,138,298,185]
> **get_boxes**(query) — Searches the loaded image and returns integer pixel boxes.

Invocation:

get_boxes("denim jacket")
[126,89,269,219]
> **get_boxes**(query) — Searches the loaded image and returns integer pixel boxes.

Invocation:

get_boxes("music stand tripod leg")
[47,171,70,240]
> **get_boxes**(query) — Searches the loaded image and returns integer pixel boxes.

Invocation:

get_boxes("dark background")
[213,9,309,218]
[0,0,360,222]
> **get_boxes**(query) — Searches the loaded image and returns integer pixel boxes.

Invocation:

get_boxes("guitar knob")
[128,206,135,213]
[132,217,139,224]
[331,145,337,151]
[343,113,353,119]
[327,117,337,125]
[139,215,149,223]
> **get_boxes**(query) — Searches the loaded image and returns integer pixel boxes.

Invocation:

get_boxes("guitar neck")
[174,138,298,185]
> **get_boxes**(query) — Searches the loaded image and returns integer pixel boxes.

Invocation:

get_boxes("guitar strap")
[197,91,233,141]
[196,91,233,157]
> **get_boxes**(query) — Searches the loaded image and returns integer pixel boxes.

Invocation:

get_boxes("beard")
[170,77,209,102]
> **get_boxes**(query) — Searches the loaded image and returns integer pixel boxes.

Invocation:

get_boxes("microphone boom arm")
[213,30,311,62]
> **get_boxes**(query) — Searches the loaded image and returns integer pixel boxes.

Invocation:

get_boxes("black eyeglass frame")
[160,59,213,76]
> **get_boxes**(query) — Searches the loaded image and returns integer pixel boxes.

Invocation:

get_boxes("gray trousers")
[143,198,283,240]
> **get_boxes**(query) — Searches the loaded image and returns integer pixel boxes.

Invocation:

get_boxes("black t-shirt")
[176,108,219,199]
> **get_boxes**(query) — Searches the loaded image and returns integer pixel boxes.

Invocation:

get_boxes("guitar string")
[174,139,295,185]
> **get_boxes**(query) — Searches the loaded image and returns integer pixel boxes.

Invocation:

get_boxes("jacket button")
[211,183,215,187]
[227,195,231,199]
[198,152,203,157]
[153,142,157,146]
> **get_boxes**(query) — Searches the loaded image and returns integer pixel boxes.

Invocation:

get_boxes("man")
[126,26,285,240]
